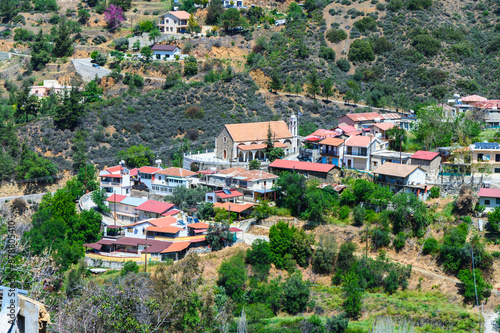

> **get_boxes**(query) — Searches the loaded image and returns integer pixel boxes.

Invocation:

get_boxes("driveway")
[72,58,111,82]
[243,233,269,245]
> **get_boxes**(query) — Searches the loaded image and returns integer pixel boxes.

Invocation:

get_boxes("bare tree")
[237,308,247,333]
[370,317,415,333]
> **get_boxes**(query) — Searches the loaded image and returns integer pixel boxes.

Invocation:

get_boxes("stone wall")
[215,127,234,160]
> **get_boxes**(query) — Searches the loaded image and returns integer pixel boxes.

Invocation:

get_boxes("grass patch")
[478,129,497,142]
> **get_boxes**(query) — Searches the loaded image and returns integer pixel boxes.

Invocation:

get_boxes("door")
[347,159,352,168]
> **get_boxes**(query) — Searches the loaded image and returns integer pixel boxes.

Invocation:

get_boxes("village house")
[410,150,442,181]
[151,167,198,195]
[99,165,133,195]
[134,200,177,220]
[151,44,182,61]
[106,194,148,223]
[369,122,395,140]
[214,202,255,218]
[215,116,298,162]
[223,0,243,7]
[205,189,244,203]
[478,188,500,212]
[229,169,278,200]
[29,79,71,98]
[373,162,430,200]
[464,142,500,178]
[370,150,412,170]
[344,135,386,170]
[337,112,401,130]
[157,11,190,33]
[123,216,184,239]
[319,137,345,166]
[268,159,339,182]
[137,166,161,190]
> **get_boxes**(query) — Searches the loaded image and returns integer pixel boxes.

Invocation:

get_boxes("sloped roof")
[462,95,487,103]
[373,162,423,178]
[149,216,178,227]
[146,225,182,233]
[214,189,244,199]
[373,122,395,131]
[161,241,190,253]
[167,10,190,20]
[236,170,278,181]
[237,142,288,151]
[120,197,148,207]
[335,125,357,133]
[411,150,440,161]
[151,44,179,51]
[105,194,127,203]
[478,188,500,198]
[319,137,345,146]
[214,202,255,213]
[224,121,292,142]
[135,200,175,214]
[269,159,336,173]
[187,222,210,229]
[138,166,161,174]
[100,174,122,178]
[345,135,373,147]
[106,165,123,173]
[161,209,181,216]
[470,100,500,109]
[129,168,139,176]
[156,167,197,178]
[218,167,247,175]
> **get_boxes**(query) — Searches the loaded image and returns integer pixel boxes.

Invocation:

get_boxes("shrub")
[14,28,35,42]
[386,0,403,11]
[114,37,129,51]
[217,251,247,302]
[319,46,336,61]
[337,58,351,72]
[348,39,375,62]
[412,34,441,57]
[372,37,393,54]
[393,232,406,252]
[11,198,28,214]
[185,128,199,141]
[326,28,348,43]
[282,272,310,315]
[487,207,500,232]
[339,205,350,220]
[407,0,432,10]
[429,186,440,199]
[325,313,349,333]
[372,229,391,249]
[422,237,439,255]
[353,17,377,32]
[375,3,385,10]
[185,106,204,119]
[352,206,365,226]
[121,261,139,276]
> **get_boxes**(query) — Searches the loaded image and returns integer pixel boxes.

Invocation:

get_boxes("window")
[495,168,500,173]
[347,147,353,155]
[497,198,500,205]
[360,148,367,156]
[496,154,500,162]
[478,153,483,161]
[223,136,227,143]
[485,200,491,205]
[156,54,161,60]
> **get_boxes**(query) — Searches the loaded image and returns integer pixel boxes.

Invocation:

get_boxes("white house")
[373,162,431,200]
[158,11,190,33]
[106,195,148,223]
[99,165,133,195]
[151,167,198,196]
[123,216,187,239]
[151,44,182,61]
[344,135,386,170]
[205,189,244,203]
[223,0,243,7]
[478,188,500,211]
[137,166,161,190]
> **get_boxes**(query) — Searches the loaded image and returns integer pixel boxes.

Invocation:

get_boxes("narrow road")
[483,311,498,333]
[243,233,269,246]
[71,58,112,81]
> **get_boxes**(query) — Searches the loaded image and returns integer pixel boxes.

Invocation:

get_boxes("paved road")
[72,58,112,81]
[0,192,51,210]
[243,233,269,246]
[484,311,498,333]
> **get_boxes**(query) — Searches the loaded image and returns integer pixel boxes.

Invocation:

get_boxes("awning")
[229,227,242,232]
[190,237,206,243]
[254,189,275,194]
[83,243,102,250]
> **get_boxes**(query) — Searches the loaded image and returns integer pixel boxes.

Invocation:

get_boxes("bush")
[326,28,348,43]
[422,237,439,255]
[372,37,393,54]
[375,3,385,10]
[185,128,199,141]
[372,229,391,249]
[348,39,375,62]
[121,261,139,276]
[339,205,350,220]
[337,58,351,72]
[407,0,432,10]
[352,206,365,226]
[114,37,129,51]
[386,0,403,11]
[487,207,500,232]
[217,251,247,302]
[11,198,28,214]
[14,28,35,42]
[185,106,204,119]
[246,239,272,280]
[319,46,335,61]
[325,313,349,333]
[412,34,441,57]
[429,186,440,199]
[393,232,406,252]
[353,17,377,32]
[282,272,310,315]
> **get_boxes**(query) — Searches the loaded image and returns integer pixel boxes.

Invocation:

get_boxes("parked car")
[92,63,100,68]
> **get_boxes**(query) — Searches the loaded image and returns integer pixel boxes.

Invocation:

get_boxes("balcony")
[321,149,340,157]
[101,181,121,186]
[345,152,368,157]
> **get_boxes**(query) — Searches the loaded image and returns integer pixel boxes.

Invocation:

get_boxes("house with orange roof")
[319,137,345,166]
[201,167,247,188]
[369,122,395,140]
[137,166,162,190]
[215,116,298,162]
[99,163,133,196]
[230,170,279,200]
[123,216,184,239]
[151,167,198,195]
[157,11,190,33]
[344,135,386,170]
[337,112,401,130]
[410,151,442,180]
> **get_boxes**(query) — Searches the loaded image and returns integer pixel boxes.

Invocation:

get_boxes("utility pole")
[144,230,148,273]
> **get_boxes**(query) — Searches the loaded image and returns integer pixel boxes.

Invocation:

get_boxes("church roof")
[224,121,292,142]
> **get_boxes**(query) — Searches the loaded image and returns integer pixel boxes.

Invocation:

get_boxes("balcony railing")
[101,181,121,186]
[321,150,340,156]
[345,152,368,157]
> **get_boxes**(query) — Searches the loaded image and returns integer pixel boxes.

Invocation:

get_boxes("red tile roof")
[106,165,123,173]
[83,242,102,250]
[319,137,345,146]
[373,123,395,131]
[229,227,243,232]
[345,135,373,147]
[149,216,178,227]
[269,159,336,173]
[411,150,440,161]
[470,100,500,109]
[187,222,210,229]
[214,202,255,213]
[100,174,122,178]
[138,166,161,174]
[236,170,278,181]
[161,241,190,253]
[478,188,500,198]
[146,225,182,233]
[190,236,206,243]
[129,168,139,176]
[225,121,292,142]
[218,167,247,175]
[155,167,197,177]
[106,194,127,203]
[335,125,357,133]
[168,10,191,20]
[462,95,487,103]
[215,189,244,199]
[237,142,288,151]
[135,200,175,214]
[161,209,181,216]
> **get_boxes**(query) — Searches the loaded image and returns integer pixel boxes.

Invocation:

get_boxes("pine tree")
[322,78,334,101]
[30,30,52,71]
[342,272,363,319]
[269,72,282,92]
[307,69,320,99]
[53,17,74,58]
[54,87,84,130]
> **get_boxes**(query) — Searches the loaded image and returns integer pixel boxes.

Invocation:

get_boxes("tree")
[348,39,374,62]
[14,79,39,123]
[91,189,111,214]
[91,50,107,66]
[221,8,242,31]
[54,87,84,130]
[296,42,309,59]
[109,0,131,11]
[140,46,152,62]
[322,78,334,100]
[206,221,231,250]
[457,269,491,303]
[454,184,476,215]
[53,17,74,58]
[487,207,500,232]
[414,106,453,150]
[30,30,52,71]
[373,37,393,54]
[249,159,261,170]
[352,206,365,226]
[168,186,208,211]
[104,4,124,31]
[117,144,154,168]
[412,34,441,57]
[206,0,224,25]
[269,221,296,269]
[282,272,309,314]
[325,313,349,333]
[72,130,87,172]
[78,9,90,24]
[390,193,429,236]
[0,0,20,22]
[275,172,307,216]
[407,0,432,10]
[187,13,199,33]
[293,82,303,96]
[284,76,293,96]
[217,251,247,302]
[307,69,320,99]
[319,46,335,61]
[311,235,337,274]
[269,72,282,92]
[132,40,141,51]
[121,261,139,276]
[326,28,347,43]
[336,58,350,72]
[82,78,103,103]
[246,239,272,280]
[149,28,160,42]
[386,126,406,151]
[342,272,363,319]
[183,56,198,76]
